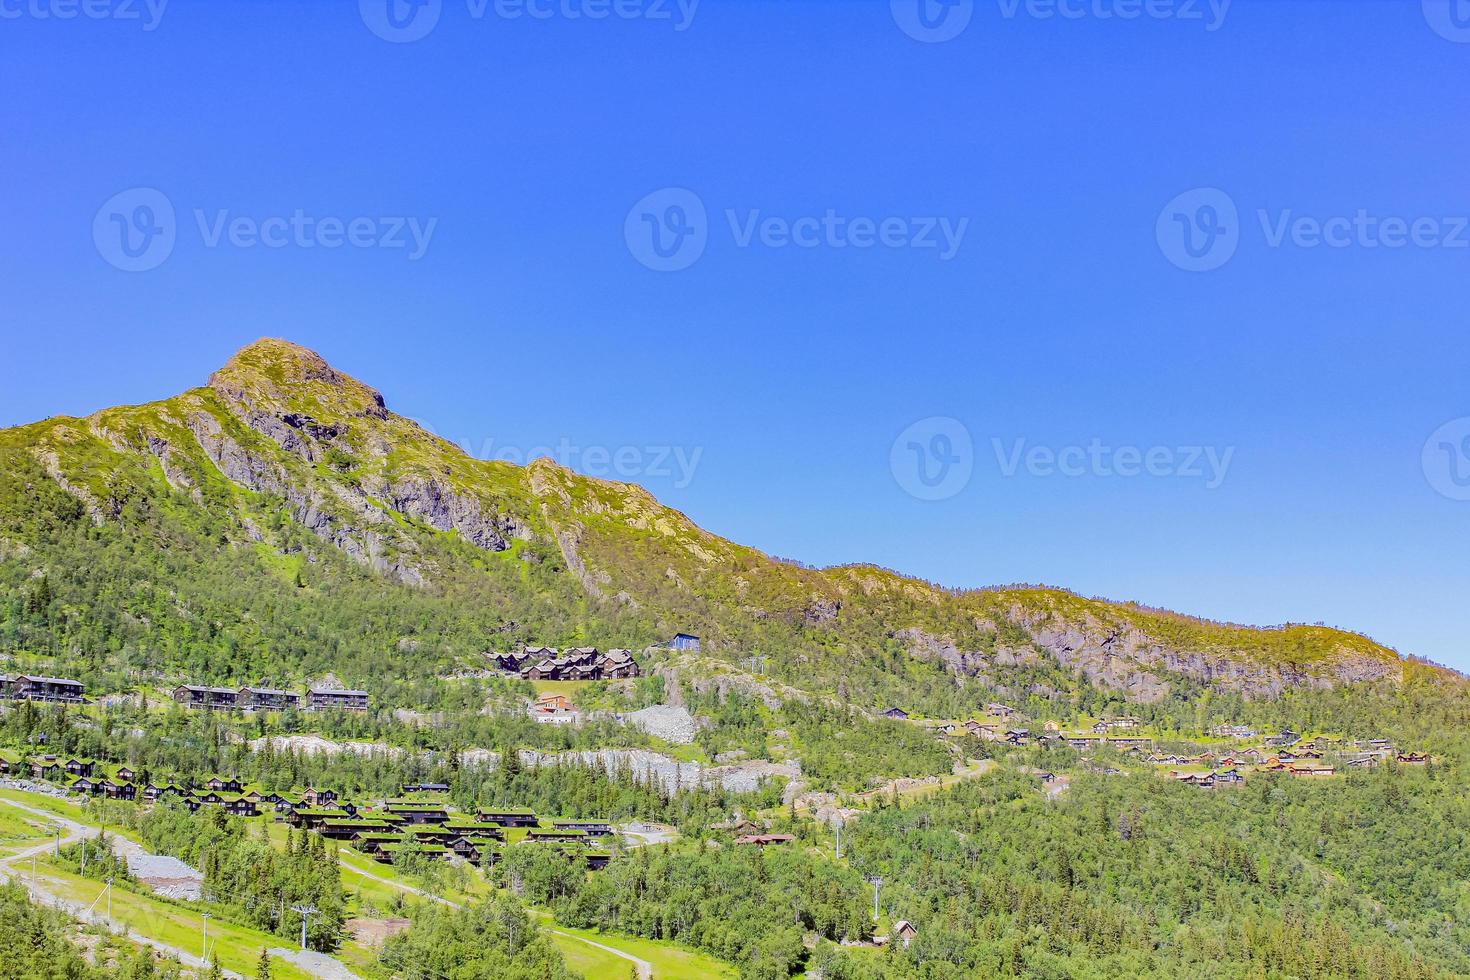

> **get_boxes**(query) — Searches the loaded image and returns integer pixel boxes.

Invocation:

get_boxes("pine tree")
[256,950,273,979]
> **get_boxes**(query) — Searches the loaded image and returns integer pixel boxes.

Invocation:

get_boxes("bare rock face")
[892,626,991,675]
[388,476,524,552]
[803,597,842,627]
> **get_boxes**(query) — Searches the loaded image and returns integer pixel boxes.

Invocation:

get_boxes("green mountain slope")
[0,339,1452,709]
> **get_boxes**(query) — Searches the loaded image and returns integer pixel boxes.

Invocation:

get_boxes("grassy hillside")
[0,339,1449,715]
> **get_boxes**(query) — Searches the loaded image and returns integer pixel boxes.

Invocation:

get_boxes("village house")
[1396,752,1429,765]
[892,921,918,948]
[734,833,795,847]
[478,807,540,828]
[1210,724,1256,739]
[238,686,301,711]
[535,693,572,712]
[12,675,85,703]
[64,758,95,778]
[1288,765,1336,778]
[668,633,701,652]
[986,703,1017,719]
[172,685,240,710]
[102,780,137,800]
[1005,729,1031,746]
[30,757,62,780]
[1092,717,1140,733]
[385,800,451,825]
[402,782,450,794]
[552,819,613,836]
[307,688,370,712]
[203,775,242,793]
[223,797,259,817]
[882,707,910,720]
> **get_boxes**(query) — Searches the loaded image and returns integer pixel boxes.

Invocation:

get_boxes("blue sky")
[2,0,1469,670]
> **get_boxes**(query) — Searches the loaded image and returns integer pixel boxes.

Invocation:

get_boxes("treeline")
[503,841,870,979]
[110,802,345,952]
[828,760,1469,979]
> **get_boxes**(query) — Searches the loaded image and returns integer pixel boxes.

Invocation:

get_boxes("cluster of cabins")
[285,798,615,870]
[4,755,618,871]
[492,646,641,682]
[172,685,369,712]
[1,754,265,815]
[1154,732,1432,789]
[0,675,86,704]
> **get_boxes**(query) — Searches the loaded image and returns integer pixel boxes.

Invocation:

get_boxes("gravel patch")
[627,704,699,744]
[268,947,365,980]
[110,837,203,901]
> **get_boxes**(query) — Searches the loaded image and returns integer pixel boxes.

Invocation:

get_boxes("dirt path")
[0,797,363,980]
[336,853,654,980]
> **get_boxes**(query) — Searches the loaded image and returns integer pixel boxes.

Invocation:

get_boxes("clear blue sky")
[3,0,1469,670]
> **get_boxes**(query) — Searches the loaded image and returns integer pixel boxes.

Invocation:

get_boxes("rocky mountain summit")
[1,338,1451,707]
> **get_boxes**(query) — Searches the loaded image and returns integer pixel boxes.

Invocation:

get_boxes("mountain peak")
[208,338,387,421]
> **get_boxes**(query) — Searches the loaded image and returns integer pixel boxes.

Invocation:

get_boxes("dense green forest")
[380,893,580,980]
[823,763,1470,978]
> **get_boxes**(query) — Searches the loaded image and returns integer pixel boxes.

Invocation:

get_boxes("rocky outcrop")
[387,476,526,552]
[896,614,1402,702]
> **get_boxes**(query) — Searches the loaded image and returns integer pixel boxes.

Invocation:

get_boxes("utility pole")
[834,821,841,861]
[106,876,113,921]
[201,913,210,967]
[292,904,317,950]
[867,876,884,922]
